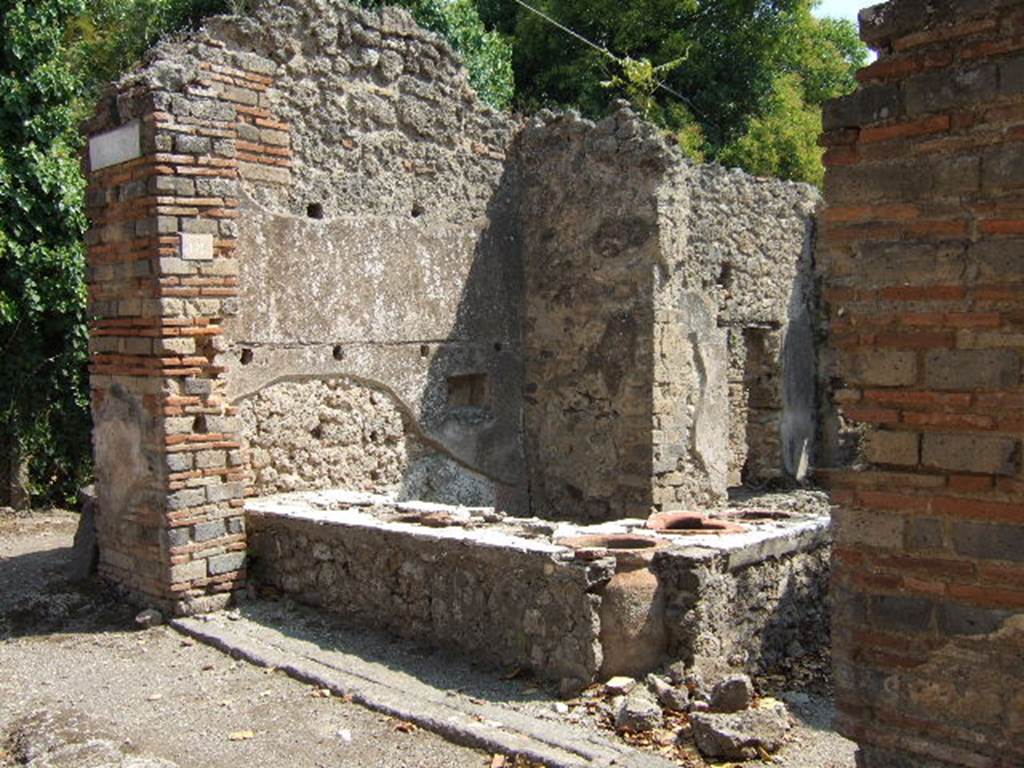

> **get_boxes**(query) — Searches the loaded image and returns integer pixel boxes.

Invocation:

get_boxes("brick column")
[820,1,1024,766]
[84,50,288,614]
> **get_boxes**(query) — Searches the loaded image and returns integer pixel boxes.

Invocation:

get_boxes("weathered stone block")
[924,349,1020,390]
[834,507,905,550]
[823,84,903,130]
[904,65,998,115]
[166,526,191,548]
[865,430,920,466]
[208,552,245,575]
[906,518,943,551]
[922,433,1018,476]
[952,521,1024,563]
[174,134,211,154]
[193,519,227,542]
[937,601,1012,636]
[843,349,918,387]
[167,488,207,510]
[170,558,207,582]
[870,594,935,634]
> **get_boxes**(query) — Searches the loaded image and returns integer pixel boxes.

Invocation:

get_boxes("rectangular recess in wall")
[89,120,142,172]
[447,373,488,408]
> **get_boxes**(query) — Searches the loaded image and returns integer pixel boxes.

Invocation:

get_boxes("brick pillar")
[83,52,285,614]
[820,1,1024,766]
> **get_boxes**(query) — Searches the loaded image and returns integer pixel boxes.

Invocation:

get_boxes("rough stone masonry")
[79,0,1024,764]
[82,0,820,614]
[820,1,1024,766]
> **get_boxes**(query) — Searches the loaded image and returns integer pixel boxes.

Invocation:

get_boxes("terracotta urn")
[560,534,667,678]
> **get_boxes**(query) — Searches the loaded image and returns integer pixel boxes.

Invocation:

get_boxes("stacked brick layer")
[84,45,292,613]
[820,1,1024,765]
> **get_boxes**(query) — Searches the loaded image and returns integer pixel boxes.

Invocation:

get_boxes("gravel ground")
[0,511,491,768]
[0,510,856,768]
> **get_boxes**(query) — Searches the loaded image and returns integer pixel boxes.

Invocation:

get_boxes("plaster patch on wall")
[181,233,215,261]
[88,120,141,172]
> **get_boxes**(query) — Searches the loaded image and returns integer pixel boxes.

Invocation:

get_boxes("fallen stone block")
[691,702,790,760]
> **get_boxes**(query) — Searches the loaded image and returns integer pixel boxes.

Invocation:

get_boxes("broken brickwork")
[820,1,1024,765]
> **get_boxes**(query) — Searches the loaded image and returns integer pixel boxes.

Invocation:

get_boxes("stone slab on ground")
[172,608,676,768]
[0,512,497,768]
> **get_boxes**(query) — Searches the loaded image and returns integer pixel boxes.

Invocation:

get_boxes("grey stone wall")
[653,495,833,684]
[514,107,671,521]
[514,107,819,519]
[238,378,416,496]
[154,0,527,509]
[245,490,831,690]
[684,166,820,487]
[88,0,820,536]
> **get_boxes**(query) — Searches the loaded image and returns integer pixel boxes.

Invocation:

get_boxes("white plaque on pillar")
[180,233,215,261]
[88,120,142,171]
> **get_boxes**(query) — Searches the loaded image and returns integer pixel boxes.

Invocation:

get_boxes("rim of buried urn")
[646,511,747,536]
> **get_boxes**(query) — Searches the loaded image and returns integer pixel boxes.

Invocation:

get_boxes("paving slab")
[172,606,677,768]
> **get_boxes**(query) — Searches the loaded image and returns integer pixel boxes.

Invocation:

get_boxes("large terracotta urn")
[561,534,667,679]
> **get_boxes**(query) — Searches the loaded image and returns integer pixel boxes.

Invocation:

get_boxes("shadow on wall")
[229,164,526,511]
[779,217,819,485]
[720,202,820,491]
[408,161,526,512]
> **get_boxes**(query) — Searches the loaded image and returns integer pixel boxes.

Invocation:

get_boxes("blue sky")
[813,0,868,23]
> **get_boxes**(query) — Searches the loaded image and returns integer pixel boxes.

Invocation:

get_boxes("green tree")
[483,0,867,183]
[719,73,826,185]
[0,0,91,506]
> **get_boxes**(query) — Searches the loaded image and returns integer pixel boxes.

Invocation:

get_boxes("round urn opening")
[647,511,746,535]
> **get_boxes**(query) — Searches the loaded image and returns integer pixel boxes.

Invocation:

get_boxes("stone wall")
[245,490,832,692]
[82,0,526,610]
[819,1,1024,765]
[686,166,819,486]
[655,518,831,684]
[515,109,818,520]
[206,0,524,510]
[515,108,669,521]
[83,0,822,613]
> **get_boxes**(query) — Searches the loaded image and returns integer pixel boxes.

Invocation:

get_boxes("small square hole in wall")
[447,373,488,408]
[307,202,324,220]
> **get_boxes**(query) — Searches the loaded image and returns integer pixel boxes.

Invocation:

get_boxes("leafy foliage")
[483,0,867,183]
[719,73,826,186]
[1,0,92,504]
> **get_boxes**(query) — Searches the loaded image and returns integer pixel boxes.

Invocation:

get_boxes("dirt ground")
[0,510,491,768]
[0,510,856,768]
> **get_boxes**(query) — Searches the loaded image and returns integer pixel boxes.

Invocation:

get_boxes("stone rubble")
[690,701,791,761]
[613,686,663,734]
[709,673,755,713]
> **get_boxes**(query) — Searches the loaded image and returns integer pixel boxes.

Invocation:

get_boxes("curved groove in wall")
[232,371,511,486]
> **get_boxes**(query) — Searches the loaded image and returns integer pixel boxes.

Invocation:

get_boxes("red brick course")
[83,50,290,614]
[822,1,1024,765]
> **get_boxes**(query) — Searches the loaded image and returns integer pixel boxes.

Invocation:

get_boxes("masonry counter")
[245,489,832,693]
